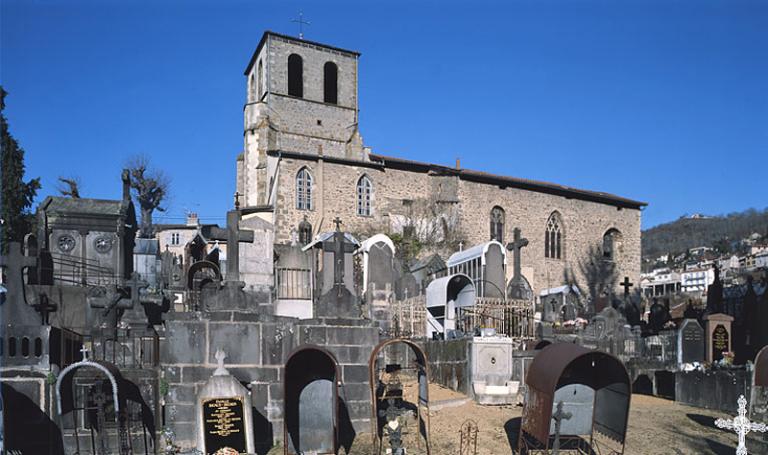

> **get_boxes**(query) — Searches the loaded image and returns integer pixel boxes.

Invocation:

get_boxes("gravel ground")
[271,385,759,454]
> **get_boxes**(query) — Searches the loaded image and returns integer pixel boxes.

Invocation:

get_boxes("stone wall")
[273,156,642,298]
[420,338,471,395]
[160,312,378,450]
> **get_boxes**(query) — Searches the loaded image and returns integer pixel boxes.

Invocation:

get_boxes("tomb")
[470,335,519,405]
[446,241,506,299]
[196,349,255,455]
[369,339,432,455]
[284,345,340,455]
[519,343,631,454]
[425,273,475,339]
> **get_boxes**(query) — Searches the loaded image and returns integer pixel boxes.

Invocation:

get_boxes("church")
[236,31,645,299]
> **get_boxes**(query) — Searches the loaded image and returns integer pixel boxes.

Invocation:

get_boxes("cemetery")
[2,21,768,455]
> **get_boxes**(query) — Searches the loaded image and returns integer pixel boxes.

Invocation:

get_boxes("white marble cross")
[80,345,90,360]
[715,395,767,455]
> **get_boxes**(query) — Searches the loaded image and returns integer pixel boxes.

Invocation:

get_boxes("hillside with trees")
[642,208,768,261]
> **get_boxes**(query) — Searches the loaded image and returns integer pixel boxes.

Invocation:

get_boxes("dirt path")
[270,386,755,454]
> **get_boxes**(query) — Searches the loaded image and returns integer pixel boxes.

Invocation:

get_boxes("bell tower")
[237,31,365,207]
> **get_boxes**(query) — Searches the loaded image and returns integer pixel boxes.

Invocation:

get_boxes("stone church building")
[236,31,645,297]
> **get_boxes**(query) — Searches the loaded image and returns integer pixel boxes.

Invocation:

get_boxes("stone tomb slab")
[284,346,340,455]
[677,318,705,365]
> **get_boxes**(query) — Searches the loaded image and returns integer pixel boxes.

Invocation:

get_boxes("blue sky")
[2,0,766,229]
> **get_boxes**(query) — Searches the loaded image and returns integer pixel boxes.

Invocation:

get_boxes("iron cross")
[551,401,572,455]
[333,216,343,231]
[291,12,310,39]
[715,395,767,455]
[620,276,634,297]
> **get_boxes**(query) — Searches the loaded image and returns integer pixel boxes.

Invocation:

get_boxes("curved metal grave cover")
[519,343,631,453]
[426,273,475,336]
[284,345,340,455]
[368,338,432,455]
[186,260,221,290]
[755,345,768,387]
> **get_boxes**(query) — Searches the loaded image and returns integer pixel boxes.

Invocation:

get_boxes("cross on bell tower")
[291,12,311,39]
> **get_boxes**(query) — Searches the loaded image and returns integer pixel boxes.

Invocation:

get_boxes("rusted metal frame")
[283,344,341,455]
[369,338,431,455]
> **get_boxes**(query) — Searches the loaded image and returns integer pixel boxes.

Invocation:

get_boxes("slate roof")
[43,197,126,216]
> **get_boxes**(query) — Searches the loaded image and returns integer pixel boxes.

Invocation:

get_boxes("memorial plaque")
[678,319,705,364]
[202,397,247,455]
[712,324,729,362]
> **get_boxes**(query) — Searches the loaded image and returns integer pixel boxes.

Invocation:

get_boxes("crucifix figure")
[323,217,355,288]
[0,242,37,306]
[291,11,311,39]
[506,228,529,280]
[715,395,767,455]
[214,348,229,376]
[551,401,572,455]
[620,276,633,298]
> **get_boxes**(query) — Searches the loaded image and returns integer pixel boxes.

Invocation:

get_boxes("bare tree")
[387,196,464,261]
[126,155,170,238]
[57,176,81,198]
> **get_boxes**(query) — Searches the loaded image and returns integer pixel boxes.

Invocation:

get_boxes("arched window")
[34,337,43,357]
[8,337,16,357]
[21,337,30,357]
[545,212,563,259]
[603,228,622,261]
[296,168,313,210]
[356,175,373,216]
[249,73,256,101]
[298,217,313,245]
[288,54,303,97]
[257,60,263,100]
[490,206,505,243]
[324,61,338,104]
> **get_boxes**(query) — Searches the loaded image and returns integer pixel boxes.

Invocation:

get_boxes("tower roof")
[244,30,361,75]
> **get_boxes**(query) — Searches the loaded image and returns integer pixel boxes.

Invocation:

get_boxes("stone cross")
[551,401,572,455]
[620,276,634,297]
[333,216,343,231]
[506,228,529,280]
[715,395,767,455]
[80,345,90,361]
[208,210,254,282]
[234,191,241,210]
[0,242,37,305]
[214,348,229,376]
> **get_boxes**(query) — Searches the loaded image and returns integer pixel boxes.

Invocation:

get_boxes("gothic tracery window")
[288,54,303,98]
[545,212,563,259]
[296,168,313,210]
[490,206,505,243]
[356,175,373,216]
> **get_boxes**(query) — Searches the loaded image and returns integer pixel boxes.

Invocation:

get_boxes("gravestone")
[196,350,255,455]
[506,228,532,300]
[310,218,361,319]
[704,313,734,363]
[364,237,395,300]
[677,319,705,365]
